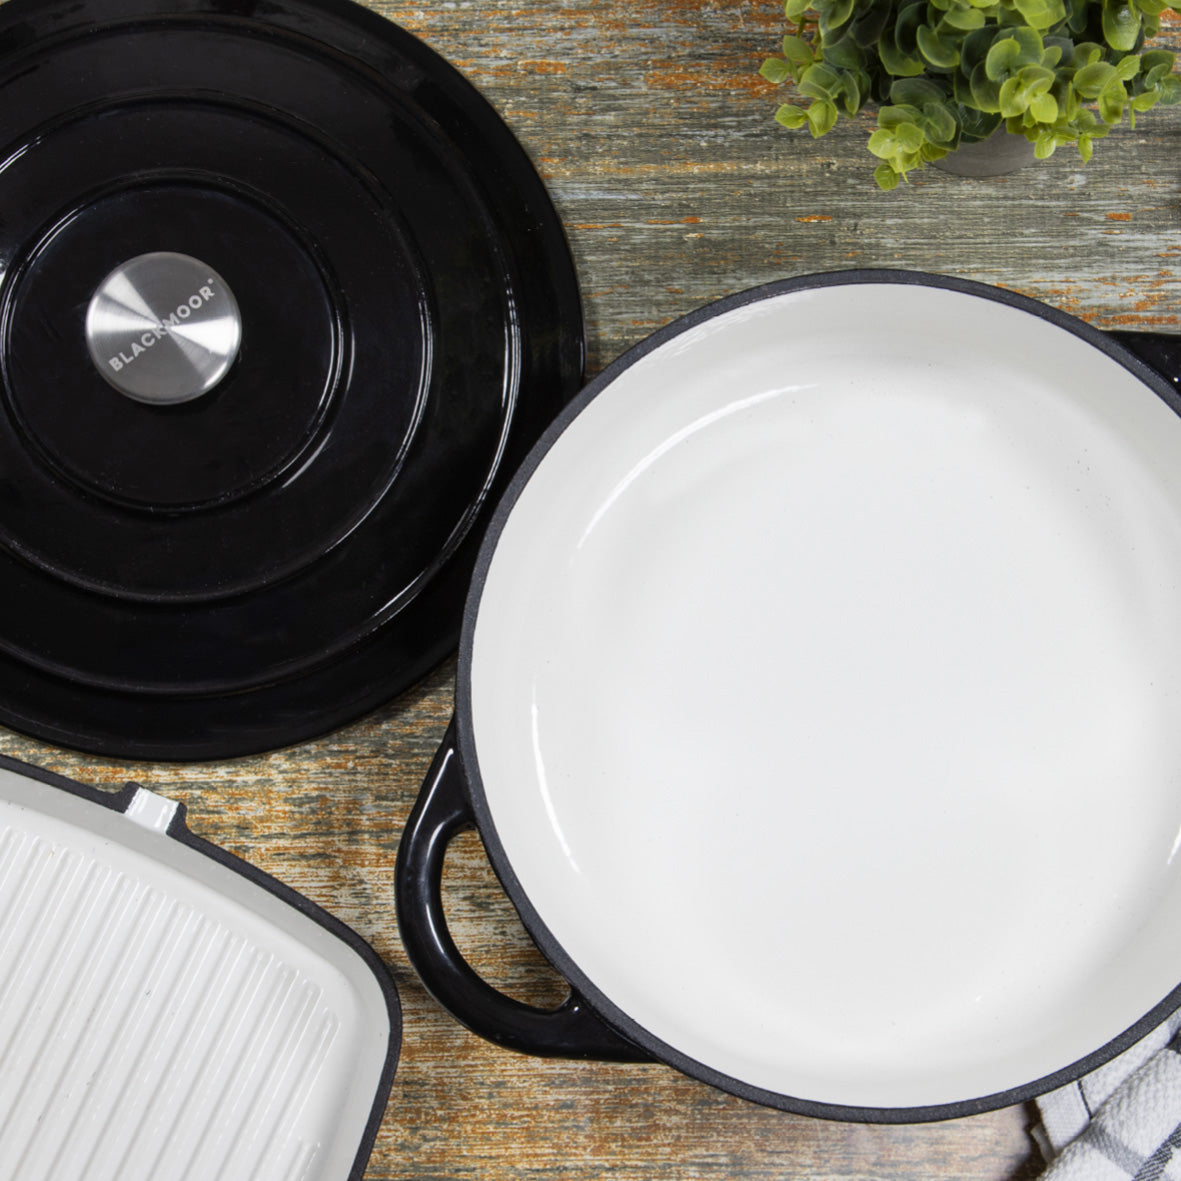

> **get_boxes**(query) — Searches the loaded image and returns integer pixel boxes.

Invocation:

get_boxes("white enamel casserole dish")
[396,270,1181,1121]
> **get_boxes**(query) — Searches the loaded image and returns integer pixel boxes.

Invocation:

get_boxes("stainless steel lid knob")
[85,252,242,405]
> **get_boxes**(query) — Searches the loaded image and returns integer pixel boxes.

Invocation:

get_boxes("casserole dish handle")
[1110,329,1181,393]
[396,721,651,1061]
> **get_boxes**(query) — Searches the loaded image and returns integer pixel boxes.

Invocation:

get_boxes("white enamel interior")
[0,768,391,1181]
[470,282,1181,1110]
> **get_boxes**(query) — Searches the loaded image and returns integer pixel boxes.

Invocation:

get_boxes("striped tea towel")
[1035,1011,1181,1180]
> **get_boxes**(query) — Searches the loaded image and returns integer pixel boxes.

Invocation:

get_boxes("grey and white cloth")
[1035,1012,1181,1180]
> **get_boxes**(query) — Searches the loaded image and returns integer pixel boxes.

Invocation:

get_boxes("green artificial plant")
[759,0,1181,188]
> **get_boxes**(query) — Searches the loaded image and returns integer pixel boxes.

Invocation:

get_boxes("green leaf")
[839,69,866,112]
[960,25,997,68]
[821,0,856,30]
[760,57,794,84]
[822,32,866,68]
[799,62,844,99]
[922,99,960,141]
[1114,52,1143,80]
[874,162,901,189]
[1020,63,1056,89]
[782,33,815,70]
[1011,27,1049,64]
[1102,0,1141,51]
[970,61,1004,109]
[1078,132,1094,160]
[1014,0,1067,28]
[1065,0,1090,31]
[896,121,927,150]
[878,30,927,75]
[917,24,960,67]
[889,76,949,104]
[943,4,987,30]
[878,102,921,128]
[1030,89,1059,119]
[986,36,1024,80]
[806,98,840,135]
[1140,48,1176,85]
[1098,80,1128,120]
[774,103,809,129]
[1028,62,1057,88]
[1070,41,1105,68]
[1141,48,1175,71]
[1073,60,1118,95]
[785,0,813,18]
[848,1,893,46]
[999,75,1025,113]
[895,0,929,55]
[958,105,1003,139]
[997,64,1055,115]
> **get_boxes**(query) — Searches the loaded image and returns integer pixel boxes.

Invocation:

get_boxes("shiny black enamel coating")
[397,270,1181,1123]
[396,721,650,1062]
[1111,329,1181,392]
[0,0,583,759]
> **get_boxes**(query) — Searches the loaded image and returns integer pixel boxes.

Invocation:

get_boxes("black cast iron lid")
[0,0,583,759]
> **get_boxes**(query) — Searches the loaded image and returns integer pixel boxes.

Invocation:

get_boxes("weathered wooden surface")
[3,0,1180,1177]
